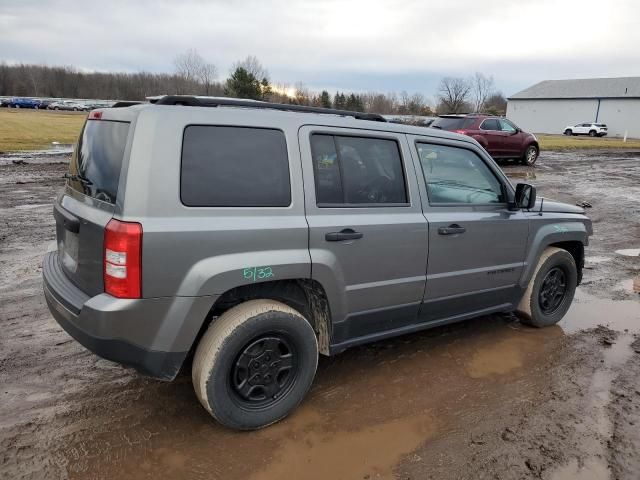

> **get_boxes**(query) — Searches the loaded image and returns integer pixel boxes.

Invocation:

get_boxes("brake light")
[88,110,103,120]
[104,219,142,298]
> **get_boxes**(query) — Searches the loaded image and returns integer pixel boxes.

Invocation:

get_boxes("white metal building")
[507,77,640,138]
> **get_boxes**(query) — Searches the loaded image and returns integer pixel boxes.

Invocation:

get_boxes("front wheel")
[521,145,539,166]
[516,247,577,327]
[589,130,597,137]
[564,129,572,136]
[192,299,318,430]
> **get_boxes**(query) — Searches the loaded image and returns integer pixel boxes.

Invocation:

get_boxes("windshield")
[67,120,130,204]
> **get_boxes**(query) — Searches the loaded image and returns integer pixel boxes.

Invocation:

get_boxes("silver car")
[43,96,592,430]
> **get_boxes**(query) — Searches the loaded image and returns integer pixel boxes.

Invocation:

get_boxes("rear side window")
[431,117,475,130]
[68,120,130,204]
[181,126,291,207]
[310,134,407,206]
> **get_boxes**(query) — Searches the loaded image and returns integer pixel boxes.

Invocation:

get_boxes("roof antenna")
[539,197,544,216]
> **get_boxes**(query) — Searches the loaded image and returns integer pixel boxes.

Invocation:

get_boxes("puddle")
[251,409,436,480]
[58,317,560,479]
[615,248,640,257]
[549,334,635,480]
[616,278,640,294]
[506,170,537,180]
[0,147,72,165]
[585,255,611,264]
[464,333,559,378]
[560,290,640,334]
[550,457,610,480]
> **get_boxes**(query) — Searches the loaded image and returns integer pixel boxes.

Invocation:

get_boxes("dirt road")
[1,150,639,479]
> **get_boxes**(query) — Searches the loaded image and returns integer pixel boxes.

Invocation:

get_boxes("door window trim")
[413,139,510,207]
[309,131,411,208]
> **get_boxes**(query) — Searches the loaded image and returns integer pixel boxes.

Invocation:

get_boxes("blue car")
[6,97,42,109]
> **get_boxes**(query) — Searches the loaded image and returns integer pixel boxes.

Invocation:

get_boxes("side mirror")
[514,183,536,209]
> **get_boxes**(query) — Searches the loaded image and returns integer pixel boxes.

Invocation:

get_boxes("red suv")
[431,115,539,166]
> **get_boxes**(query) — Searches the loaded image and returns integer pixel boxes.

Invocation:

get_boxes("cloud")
[1,0,639,97]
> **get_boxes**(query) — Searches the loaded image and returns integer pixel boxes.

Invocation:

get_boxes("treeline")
[0,52,507,115]
[0,63,225,100]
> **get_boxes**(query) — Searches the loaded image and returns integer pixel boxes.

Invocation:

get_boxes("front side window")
[311,134,408,206]
[416,143,505,204]
[499,119,517,133]
[480,119,500,131]
[181,126,291,207]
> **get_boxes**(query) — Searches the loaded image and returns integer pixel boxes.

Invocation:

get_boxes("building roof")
[509,77,640,100]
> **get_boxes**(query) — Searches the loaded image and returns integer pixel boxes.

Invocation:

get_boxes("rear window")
[181,126,291,207]
[431,117,476,130]
[68,120,130,204]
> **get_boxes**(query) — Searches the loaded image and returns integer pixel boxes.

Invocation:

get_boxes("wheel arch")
[519,223,589,289]
[190,279,333,358]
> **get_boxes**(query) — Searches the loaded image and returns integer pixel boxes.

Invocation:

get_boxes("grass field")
[2,108,640,153]
[537,133,640,150]
[0,109,86,152]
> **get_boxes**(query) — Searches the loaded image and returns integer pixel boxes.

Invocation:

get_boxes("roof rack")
[152,95,387,122]
[112,101,143,108]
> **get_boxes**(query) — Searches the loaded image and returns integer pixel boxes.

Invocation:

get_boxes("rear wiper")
[63,173,93,185]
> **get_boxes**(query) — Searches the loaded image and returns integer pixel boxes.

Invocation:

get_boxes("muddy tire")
[192,299,318,430]
[521,144,539,166]
[516,247,577,327]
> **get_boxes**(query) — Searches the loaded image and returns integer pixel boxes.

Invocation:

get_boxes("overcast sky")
[1,0,638,100]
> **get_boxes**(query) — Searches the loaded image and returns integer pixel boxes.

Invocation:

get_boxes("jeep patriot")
[43,96,592,429]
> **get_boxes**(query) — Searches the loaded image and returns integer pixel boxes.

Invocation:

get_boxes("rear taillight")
[104,219,142,298]
[88,110,103,120]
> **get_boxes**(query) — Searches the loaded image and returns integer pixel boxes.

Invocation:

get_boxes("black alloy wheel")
[538,267,567,314]
[230,334,298,410]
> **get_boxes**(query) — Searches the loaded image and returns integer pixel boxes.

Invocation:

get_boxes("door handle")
[438,224,466,235]
[325,228,364,242]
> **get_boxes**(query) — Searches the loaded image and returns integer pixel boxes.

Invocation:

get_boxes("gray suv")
[43,96,592,430]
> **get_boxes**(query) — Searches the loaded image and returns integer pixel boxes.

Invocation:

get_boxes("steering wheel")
[358,176,394,203]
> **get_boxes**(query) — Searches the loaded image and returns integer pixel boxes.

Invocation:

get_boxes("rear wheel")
[589,130,597,137]
[192,299,318,430]
[516,247,577,327]
[521,144,538,166]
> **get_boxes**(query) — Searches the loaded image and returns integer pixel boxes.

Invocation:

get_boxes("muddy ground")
[0,150,639,480]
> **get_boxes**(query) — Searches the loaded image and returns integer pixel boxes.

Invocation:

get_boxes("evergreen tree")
[224,67,271,100]
[320,90,332,108]
[334,91,346,109]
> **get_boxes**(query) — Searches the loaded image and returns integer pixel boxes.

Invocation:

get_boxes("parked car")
[48,100,89,111]
[43,97,592,430]
[5,97,43,109]
[563,123,608,137]
[431,114,540,166]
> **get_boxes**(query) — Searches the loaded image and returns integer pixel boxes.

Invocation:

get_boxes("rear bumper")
[42,252,215,381]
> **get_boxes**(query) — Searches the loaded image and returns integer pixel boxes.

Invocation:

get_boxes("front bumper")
[42,252,214,380]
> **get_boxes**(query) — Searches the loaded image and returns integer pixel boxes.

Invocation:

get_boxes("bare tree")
[232,55,269,81]
[437,77,472,114]
[173,49,205,83]
[199,62,218,95]
[471,72,494,113]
